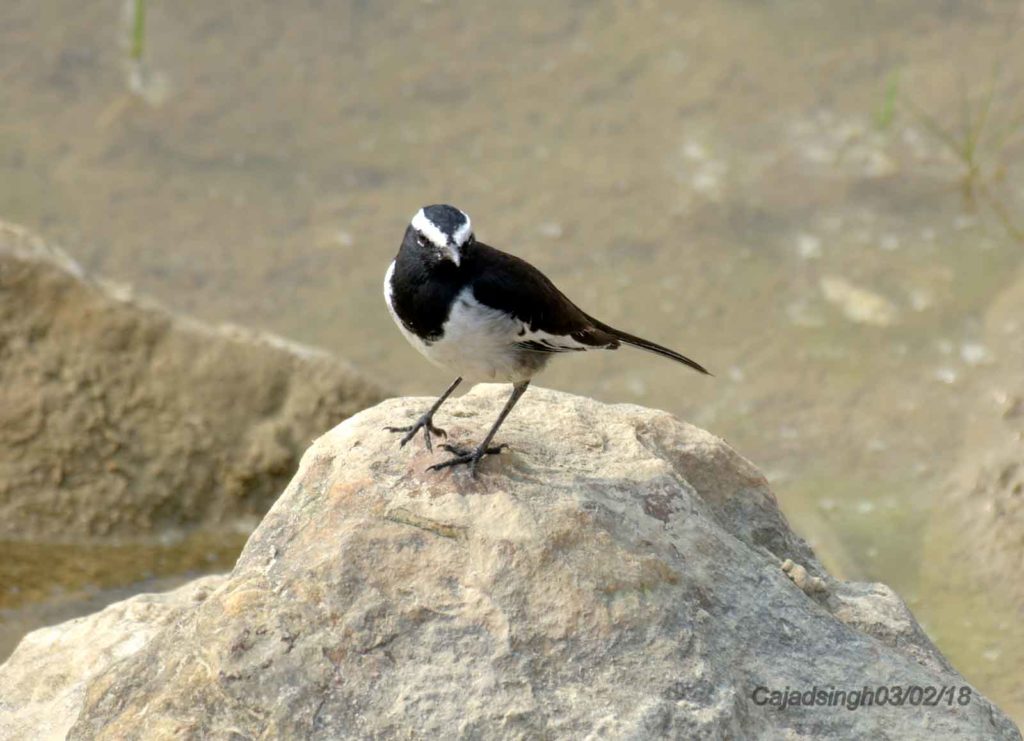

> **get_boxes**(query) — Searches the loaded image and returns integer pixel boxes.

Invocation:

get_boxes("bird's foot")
[428,442,508,478]
[384,413,447,452]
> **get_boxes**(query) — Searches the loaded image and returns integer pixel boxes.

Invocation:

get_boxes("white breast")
[384,262,544,383]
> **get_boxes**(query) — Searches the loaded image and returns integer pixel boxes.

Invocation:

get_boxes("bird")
[383,204,710,477]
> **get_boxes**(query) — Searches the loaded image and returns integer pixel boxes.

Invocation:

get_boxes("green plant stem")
[130,0,147,62]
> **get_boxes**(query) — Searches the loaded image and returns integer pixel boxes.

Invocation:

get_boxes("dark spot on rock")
[643,490,683,522]
[322,645,347,667]
[281,632,298,653]
[997,463,1019,489]
[686,585,716,613]
[662,678,715,703]
[230,628,253,655]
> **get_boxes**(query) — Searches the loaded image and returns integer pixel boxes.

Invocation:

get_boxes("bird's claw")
[384,415,447,452]
[428,443,509,478]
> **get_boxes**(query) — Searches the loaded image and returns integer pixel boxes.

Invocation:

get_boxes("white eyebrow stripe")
[452,215,473,246]
[411,208,450,248]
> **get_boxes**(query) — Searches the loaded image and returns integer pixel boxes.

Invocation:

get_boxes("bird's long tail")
[591,319,711,376]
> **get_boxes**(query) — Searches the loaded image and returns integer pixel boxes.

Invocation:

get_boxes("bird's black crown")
[410,204,474,251]
[422,205,468,238]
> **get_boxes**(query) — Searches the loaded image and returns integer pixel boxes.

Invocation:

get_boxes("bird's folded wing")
[468,243,618,353]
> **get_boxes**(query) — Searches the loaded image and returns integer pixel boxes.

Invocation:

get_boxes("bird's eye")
[467,234,476,245]
[416,233,427,247]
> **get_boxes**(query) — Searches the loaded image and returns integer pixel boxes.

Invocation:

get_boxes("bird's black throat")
[389,241,466,342]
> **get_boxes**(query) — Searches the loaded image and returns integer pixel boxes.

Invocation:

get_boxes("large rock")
[1,386,1019,739]
[0,220,385,538]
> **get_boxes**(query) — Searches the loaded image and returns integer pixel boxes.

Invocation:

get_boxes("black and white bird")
[384,204,710,476]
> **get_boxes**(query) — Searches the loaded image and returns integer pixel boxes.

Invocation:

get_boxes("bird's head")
[403,204,474,267]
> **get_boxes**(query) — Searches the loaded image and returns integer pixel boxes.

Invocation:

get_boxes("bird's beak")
[445,242,461,266]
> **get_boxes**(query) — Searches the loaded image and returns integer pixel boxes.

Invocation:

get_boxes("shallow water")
[0,532,246,658]
[1,0,1022,720]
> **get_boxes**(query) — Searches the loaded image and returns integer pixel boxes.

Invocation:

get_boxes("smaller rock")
[820,275,899,326]
[781,558,828,595]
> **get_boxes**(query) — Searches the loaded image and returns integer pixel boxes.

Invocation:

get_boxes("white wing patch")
[515,329,595,353]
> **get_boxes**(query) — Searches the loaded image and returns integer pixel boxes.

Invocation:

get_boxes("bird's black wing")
[464,241,711,374]
[465,243,618,352]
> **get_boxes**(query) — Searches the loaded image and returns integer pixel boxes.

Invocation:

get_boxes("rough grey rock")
[0,220,385,538]
[2,386,1020,739]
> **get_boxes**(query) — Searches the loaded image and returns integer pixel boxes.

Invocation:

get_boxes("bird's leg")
[430,381,530,478]
[385,376,462,452]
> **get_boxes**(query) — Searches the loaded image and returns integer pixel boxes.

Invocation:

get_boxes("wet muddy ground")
[1,0,1022,721]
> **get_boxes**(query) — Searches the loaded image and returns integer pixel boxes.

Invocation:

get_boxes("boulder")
[0,220,385,538]
[1,386,1019,739]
